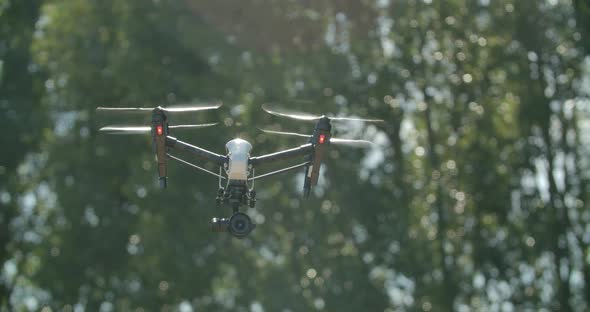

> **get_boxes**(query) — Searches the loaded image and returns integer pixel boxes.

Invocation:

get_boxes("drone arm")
[167,153,226,180]
[248,161,311,181]
[166,136,227,165]
[249,143,314,165]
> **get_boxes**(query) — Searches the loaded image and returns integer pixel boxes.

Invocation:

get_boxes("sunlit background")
[2,0,590,311]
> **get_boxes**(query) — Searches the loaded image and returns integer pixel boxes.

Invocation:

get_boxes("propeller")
[99,123,218,134]
[257,128,311,138]
[258,128,374,148]
[96,102,222,114]
[261,103,384,122]
[168,123,218,129]
[329,138,374,148]
[98,126,151,134]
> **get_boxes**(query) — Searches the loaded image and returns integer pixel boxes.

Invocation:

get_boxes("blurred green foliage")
[1,0,590,311]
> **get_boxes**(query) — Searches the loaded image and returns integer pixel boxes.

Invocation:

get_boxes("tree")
[0,0,45,310]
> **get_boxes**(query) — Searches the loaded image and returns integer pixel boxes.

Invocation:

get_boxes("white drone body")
[225,138,252,181]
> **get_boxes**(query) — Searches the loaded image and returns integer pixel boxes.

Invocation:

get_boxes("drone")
[97,103,381,238]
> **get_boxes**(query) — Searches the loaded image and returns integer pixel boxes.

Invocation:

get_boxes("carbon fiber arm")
[165,136,227,165]
[249,143,314,165]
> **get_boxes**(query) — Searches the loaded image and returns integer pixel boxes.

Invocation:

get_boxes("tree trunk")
[0,0,43,309]
[424,97,455,311]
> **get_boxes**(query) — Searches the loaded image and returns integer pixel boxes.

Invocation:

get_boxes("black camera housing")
[211,212,255,238]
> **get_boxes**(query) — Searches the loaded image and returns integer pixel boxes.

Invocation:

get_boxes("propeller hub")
[316,117,332,131]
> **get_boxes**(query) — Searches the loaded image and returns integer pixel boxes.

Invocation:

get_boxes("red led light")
[318,134,326,144]
[156,125,163,136]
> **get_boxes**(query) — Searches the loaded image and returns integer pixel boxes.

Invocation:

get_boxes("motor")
[210,212,255,238]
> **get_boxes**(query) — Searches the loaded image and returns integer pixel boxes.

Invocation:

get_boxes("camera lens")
[235,220,246,231]
[228,212,252,238]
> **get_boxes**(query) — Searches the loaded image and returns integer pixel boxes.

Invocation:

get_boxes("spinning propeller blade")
[330,138,374,148]
[96,107,153,112]
[258,128,374,147]
[169,123,218,129]
[261,104,322,121]
[163,102,222,112]
[98,126,151,134]
[328,116,384,122]
[261,103,384,122]
[258,128,312,138]
[96,102,222,114]
[99,123,217,134]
